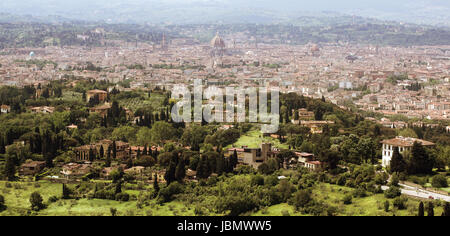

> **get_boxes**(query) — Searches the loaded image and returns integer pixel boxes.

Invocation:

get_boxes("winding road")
[382,184,450,202]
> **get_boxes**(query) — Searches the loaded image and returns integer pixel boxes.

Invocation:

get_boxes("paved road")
[382,184,450,202]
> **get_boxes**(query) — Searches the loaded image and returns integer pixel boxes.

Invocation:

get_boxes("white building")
[381,136,435,167]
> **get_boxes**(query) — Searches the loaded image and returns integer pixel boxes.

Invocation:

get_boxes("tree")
[390,173,400,187]
[0,138,5,154]
[398,129,418,139]
[0,194,6,211]
[30,192,44,211]
[110,207,118,216]
[150,122,176,144]
[175,158,186,183]
[153,174,160,196]
[230,149,238,169]
[443,202,450,217]
[196,156,212,179]
[105,146,111,167]
[319,150,340,170]
[99,145,104,159]
[136,127,152,146]
[110,141,116,159]
[143,146,148,156]
[216,154,225,175]
[431,175,448,188]
[4,155,16,181]
[390,147,406,173]
[418,202,424,216]
[408,142,433,175]
[164,153,177,185]
[88,148,95,162]
[181,125,207,152]
[427,202,434,217]
[62,184,72,199]
[292,190,312,210]
[314,106,324,121]
[384,201,390,212]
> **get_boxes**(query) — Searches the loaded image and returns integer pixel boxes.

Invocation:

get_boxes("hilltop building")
[381,136,435,167]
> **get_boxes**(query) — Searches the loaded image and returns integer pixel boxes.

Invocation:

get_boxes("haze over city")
[1,0,450,26]
[0,0,449,219]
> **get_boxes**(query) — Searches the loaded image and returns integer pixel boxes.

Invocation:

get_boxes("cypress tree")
[0,137,5,154]
[427,202,434,217]
[231,149,238,169]
[99,145,104,159]
[164,159,177,185]
[112,141,117,159]
[216,154,225,175]
[418,202,424,216]
[443,202,450,217]
[62,184,71,199]
[105,146,111,167]
[4,155,16,181]
[143,146,148,156]
[409,142,433,175]
[153,174,160,194]
[88,148,95,162]
[390,147,406,173]
[196,156,211,179]
[175,158,186,183]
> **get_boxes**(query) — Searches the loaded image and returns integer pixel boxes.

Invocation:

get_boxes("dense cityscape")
[0,0,449,219]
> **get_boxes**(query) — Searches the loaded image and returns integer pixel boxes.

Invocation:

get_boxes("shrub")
[393,197,408,210]
[336,175,346,186]
[158,182,184,203]
[0,194,6,211]
[352,187,367,198]
[48,196,58,203]
[384,201,390,212]
[29,192,45,211]
[251,175,265,186]
[110,207,118,216]
[115,193,130,202]
[342,194,353,205]
[281,210,290,216]
[431,175,448,188]
[384,186,401,199]
[292,190,312,209]
[390,173,400,187]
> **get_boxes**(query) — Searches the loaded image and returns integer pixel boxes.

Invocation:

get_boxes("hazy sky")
[1,0,449,25]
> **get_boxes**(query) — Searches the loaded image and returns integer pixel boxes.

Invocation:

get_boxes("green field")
[0,181,194,216]
[253,183,444,216]
[0,180,446,216]
[119,93,165,112]
[228,129,289,149]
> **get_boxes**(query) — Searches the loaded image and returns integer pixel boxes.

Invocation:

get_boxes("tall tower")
[161,33,168,51]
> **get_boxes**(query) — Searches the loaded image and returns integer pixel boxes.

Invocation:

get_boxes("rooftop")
[381,136,435,147]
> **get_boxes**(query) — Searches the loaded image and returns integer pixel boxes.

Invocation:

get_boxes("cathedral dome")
[211,32,225,48]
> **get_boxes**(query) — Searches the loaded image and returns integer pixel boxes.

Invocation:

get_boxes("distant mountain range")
[0,0,449,27]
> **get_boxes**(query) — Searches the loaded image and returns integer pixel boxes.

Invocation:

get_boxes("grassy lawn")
[1,180,446,216]
[0,181,195,216]
[49,90,83,103]
[253,203,307,216]
[41,199,194,216]
[228,129,289,149]
[253,183,445,216]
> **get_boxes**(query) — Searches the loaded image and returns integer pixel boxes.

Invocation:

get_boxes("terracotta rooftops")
[381,136,435,147]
